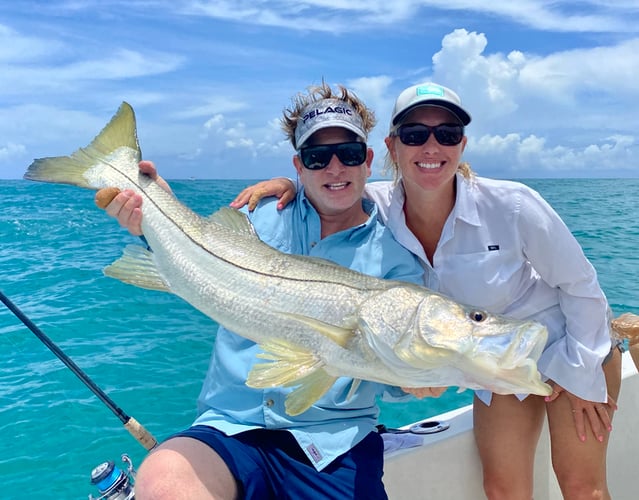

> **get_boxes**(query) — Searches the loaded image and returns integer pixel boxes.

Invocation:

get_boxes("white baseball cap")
[390,82,471,131]
[294,98,367,149]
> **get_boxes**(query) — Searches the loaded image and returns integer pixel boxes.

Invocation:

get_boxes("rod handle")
[124,416,158,451]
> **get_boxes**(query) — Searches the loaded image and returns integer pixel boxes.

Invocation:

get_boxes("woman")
[232,82,622,499]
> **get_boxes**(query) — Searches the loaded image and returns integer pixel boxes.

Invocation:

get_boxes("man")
[102,83,430,499]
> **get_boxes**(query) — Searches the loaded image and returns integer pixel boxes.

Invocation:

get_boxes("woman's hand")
[229,178,297,212]
[546,382,617,442]
[402,387,447,399]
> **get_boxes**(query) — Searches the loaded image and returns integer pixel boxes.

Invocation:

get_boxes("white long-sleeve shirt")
[365,173,612,404]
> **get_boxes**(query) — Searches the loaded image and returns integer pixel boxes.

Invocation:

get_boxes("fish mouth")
[463,321,551,395]
[390,318,552,396]
[498,322,547,369]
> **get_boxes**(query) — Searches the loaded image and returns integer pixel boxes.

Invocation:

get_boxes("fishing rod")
[0,288,157,451]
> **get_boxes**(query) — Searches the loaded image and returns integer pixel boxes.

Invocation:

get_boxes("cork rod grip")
[124,416,158,451]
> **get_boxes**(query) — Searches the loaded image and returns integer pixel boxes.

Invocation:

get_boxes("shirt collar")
[452,172,482,227]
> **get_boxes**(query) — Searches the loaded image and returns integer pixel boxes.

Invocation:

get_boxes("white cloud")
[0,3,637,179]
[62,49,183,80]
[417,28,638,175]
[431,29,522,119]
[518,38,639,96]
[0,24,62,62]
[203,114,225,132]
[0,48,183,97]
[419,0,639,32]
[174,0,639,33]
[469,132,636,175]
[19,1,631,35]
[425,28,639,133]
[178,99,249,121]
[0,104,104,150]
[0,142,26,162]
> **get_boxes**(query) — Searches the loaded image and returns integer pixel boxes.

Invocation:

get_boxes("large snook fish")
[24,102,552,415]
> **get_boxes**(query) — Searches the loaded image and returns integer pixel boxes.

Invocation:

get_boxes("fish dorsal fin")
[104,244,170,292]
[207,207,257,237]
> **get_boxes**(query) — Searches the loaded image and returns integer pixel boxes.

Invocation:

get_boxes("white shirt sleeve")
[517,188,611,401]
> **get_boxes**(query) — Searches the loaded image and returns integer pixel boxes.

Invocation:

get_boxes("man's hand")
[230,178,296,212]
[94,160,172,235]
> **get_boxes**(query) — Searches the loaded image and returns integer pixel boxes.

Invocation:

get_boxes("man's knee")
[134,450,182,500]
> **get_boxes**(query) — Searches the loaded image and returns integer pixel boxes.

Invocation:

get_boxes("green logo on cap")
[416,84,444,97]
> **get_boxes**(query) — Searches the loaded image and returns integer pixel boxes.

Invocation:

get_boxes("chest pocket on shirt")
[437,248,523,313]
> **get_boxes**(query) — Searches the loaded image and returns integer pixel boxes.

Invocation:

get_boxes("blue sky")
[1,1,638,180]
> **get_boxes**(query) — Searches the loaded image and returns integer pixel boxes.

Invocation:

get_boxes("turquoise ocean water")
[1,178,639,498]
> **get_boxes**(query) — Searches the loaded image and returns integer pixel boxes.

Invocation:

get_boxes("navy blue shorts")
[170,425,387,500]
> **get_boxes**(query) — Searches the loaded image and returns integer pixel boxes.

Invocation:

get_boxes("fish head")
[392,292,551,395]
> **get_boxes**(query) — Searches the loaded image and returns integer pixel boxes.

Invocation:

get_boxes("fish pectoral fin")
[279,312,356,348]
[285,370,339,416]
[345,378,362,402]
[104,244,170,292]
[207,207,258,237]
[245,339,337,415]
[246,339,324,387]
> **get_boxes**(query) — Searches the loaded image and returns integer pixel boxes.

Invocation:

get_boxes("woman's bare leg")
[547,348,622,500]
[473,393,546,500]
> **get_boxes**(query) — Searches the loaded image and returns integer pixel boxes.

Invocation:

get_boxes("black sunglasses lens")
[300,148,332,170]
[336,142,367,166]
[397,124,463,146]
[398,125,430,146]
[434,125,464,145]
[300,142,366,170]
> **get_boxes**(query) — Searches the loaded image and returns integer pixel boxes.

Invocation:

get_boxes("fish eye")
[469,310,487,322]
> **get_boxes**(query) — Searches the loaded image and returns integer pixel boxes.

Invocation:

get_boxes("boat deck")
[383,351,638,499]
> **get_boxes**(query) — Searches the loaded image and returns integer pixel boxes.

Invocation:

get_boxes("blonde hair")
[281,81,376,149]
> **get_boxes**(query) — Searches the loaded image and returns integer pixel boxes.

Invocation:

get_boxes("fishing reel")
[88,454,136,500]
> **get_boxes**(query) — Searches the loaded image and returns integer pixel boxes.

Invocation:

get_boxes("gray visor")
[295,99,367,149]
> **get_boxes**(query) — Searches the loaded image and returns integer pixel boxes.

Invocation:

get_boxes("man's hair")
[282,81,376,149]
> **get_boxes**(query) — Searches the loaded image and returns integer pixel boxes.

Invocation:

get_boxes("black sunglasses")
[299,142,367,170]
[393,123,464,147]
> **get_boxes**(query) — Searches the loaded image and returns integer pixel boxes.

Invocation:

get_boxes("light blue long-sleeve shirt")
[194,187,426,470]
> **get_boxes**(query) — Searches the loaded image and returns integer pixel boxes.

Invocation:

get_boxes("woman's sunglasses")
[393,123,464,146]
[299,142,367,170]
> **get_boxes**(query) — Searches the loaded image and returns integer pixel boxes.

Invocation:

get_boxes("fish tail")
[23,102,141,190]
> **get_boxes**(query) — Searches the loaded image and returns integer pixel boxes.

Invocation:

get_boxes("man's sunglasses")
[299,142,367,170]
[393,123,464,147]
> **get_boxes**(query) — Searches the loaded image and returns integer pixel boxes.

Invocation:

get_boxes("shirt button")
[265,399,274,407]
[310,241,317,247]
